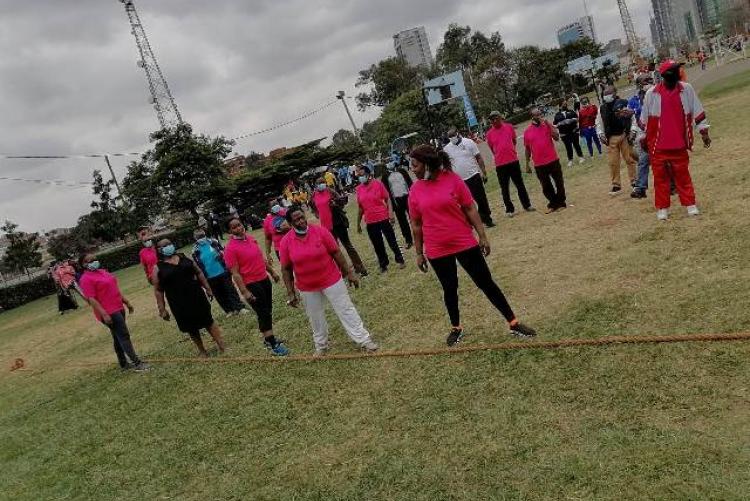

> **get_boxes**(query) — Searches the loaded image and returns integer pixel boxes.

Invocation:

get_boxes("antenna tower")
[616,0,640,54]
[118,0,183,129]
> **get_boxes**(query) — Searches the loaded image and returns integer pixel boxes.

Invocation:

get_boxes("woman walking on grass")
[280,206,379,357]
[224,217,290,357]
[78,253,150,372]
[407,145,537,346]
[152,239,226,358]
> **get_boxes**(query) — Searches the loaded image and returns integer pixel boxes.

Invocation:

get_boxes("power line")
[231,100,338,141]
[0,176,92,188]
[0,152,141,160]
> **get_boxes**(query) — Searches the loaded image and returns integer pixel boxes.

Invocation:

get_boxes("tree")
[121,159,162,226]
[47,232,88,261]
[1,221,42,274]
[244,151,266,171]
[331,129,358,148]
[355,56,423,110]
[80,170,135,243]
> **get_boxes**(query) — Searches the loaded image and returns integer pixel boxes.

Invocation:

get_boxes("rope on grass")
[44,331,750,369]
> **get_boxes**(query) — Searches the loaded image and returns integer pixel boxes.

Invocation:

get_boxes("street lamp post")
[336,91,360,137]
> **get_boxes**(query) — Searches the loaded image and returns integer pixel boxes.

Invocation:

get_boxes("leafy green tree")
[1,221,43,274]
[47,232,88,261]
[121,159,162,227]
[355,56,423,110]
[331,129,358,148]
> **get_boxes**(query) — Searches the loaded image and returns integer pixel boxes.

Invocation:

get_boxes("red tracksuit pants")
[651,150,696,209]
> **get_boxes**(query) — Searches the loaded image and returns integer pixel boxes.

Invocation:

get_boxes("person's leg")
[322,279,374,346]
[465,174,493,225]
[592,129,603,154]
[206,322,226,352]
[208,275,232,314]
[535,164,556,209]
[669,151,696,207]
[247,279,278,346]
[333,225,367,275]
[109,311,142,366]
[608,134,623,188]
[548,160,567,208]
[582,128,595,156]
[455,247,516,323]
[366,221,389,271]
[188,330,209,356]
[300,290,329,351]
[572,133,584,158]
[635,149,650,193]
[394,196,413,246]
[651,153,671,209]
[508,161,532,210]
[381,221,405,265]
[497,166,515,214]
[620,137,637,185]
[428,253,460,328]
[562,135,574,161]
[107,322,129,368]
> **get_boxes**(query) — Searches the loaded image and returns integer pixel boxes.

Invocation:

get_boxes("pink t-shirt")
[263,214,284,250]
[223,235,268,284]
[486,122,519,167]
[279,224,342,292]
[139,247,158,280]
[312,190,333,231]
[356,179,390,224]
[523,122,559,167]
[408,170,478,260]
[656,87,687,151]
[79,269,125,321]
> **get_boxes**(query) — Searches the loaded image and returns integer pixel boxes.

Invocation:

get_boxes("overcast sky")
[0,0,651,232]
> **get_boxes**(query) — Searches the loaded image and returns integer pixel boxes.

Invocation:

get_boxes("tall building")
[651,0,704,47]
[557,15,597,47]
[393,26,434,67]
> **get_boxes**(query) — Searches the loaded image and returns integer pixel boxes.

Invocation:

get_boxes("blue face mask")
[160,244,176,257]
[358,175,368,184]
[271,205,282,215]
[294,227,308,236]
[316,183,327,191]
[86,260,101,271]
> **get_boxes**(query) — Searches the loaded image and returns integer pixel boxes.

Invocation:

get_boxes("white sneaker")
[578,158,585,164]
[361,340,379,353]
[686,205,700,216]
[313,345,329,357]
[505,212,515,218]
[567,160,573,167]
[656,209,669,221]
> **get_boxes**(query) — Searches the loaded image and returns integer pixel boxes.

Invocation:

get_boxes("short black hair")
[285,204,304,223]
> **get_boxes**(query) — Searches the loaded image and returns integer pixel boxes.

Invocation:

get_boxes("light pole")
[336,91,360,137]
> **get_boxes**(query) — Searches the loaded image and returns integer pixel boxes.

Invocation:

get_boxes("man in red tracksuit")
[640,60,712,221]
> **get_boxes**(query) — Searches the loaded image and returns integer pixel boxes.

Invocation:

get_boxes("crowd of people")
[62,59,711,371]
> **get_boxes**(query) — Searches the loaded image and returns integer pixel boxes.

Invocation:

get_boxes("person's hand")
[243,290,256,303]
[205,289,214,302]
[102,313,112,325]
[357,224,363,234]
[286,291,300,308]
[524,162,532,174]
[270,271,281,283]
[479,236,491,257]
[416,253,428,273]
[159,309,170,321]
[481,173,488,184]
[126,303,135,314]
[346,270,360,289]
[702,132,711,149]
[629,130,637,143]
[389,213,396,224]
[599,134,609,146]
[266,253,274,266]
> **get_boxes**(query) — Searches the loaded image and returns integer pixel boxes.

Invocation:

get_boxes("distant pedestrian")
[78,253,150,372]
[408,144,537,346]
[381,162,414,249]
[578,97,602,157]
[355,165,405,273]
[485,111,534,217]
[262,201,285,264]
[137,226,158,285]
[52,259,79,313]
[524,108,567,214]
[152,239,226,357]
[629,73,653,199]
[596,85,637,195]
[192,229,247,317]
[553,100,585,166]
[280,206,379,356]
[208,211,223,241]
[443,127,495,227]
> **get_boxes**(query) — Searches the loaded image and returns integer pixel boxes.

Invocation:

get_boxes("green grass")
[700,68,750,99]
[2,71,750,500]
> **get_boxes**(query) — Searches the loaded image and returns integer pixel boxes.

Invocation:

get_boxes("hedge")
[0,226,195,313]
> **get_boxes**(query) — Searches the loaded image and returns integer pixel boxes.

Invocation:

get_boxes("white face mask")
[603,94,614,103]
[450,136,461,145]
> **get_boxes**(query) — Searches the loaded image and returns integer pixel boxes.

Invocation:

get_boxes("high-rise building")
[651,0,704,47]
[557,15,597,47]
[393,26,434,67]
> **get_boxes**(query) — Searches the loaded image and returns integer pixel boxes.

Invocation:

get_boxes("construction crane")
[117,0,183,129]
[616,0,640,55]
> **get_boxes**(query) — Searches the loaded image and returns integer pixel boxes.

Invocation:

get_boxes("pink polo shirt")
[312,190,333,231]
[408,170,478,260]
[486,122,519,167]
[263,214,285,251]
[279,224,341,292]
[356,179,390,224]
[139,247,158,280]
[224,235,268,285]
[523,122,559,167]
[79,269,125,321]
[656,87,687,151]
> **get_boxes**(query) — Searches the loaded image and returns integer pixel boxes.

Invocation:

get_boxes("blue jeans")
[580,127,602,156]
[636,148,650,191]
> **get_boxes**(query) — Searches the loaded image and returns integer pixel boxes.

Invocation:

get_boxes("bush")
[0,226,195,313]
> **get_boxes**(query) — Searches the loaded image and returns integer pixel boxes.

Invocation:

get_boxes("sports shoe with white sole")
[686,205,700,216]
[446,327,464,347]
[578,158,585,164]
[505,212,515,218]
[567,160,573,167]
[361,340,379,353]
[509,322,537,339]
[656,209,669,221]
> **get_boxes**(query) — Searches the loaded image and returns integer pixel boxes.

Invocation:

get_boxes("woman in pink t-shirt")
[354,165,405,273]
[78,253,150,372]
[280,206,378,356]
[408,145,537,346]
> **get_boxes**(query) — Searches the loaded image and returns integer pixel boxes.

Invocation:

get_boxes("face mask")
[423,170,432,181]
[294,227,308,236]
[450,136,460,145]
[316,183,327,191]
[143,239,153,248]
[160,244,176,257]
[196,236,207,243]
[603,94,614,103]
[358,175,369,184]
[271,205,282,215]
[86,261,101,271]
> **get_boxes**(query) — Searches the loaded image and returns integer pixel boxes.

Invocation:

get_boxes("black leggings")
[103,310,142,368]
[366,220,404,271]
[429,246,515,327]
[244,278,273,332]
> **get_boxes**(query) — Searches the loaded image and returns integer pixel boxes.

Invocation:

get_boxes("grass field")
[2,71,750,500]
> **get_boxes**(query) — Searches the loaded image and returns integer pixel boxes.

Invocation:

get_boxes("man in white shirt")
[443,127,495,227]
[382,160,414,248]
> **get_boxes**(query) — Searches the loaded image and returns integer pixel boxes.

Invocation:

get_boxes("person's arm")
[264,232,274,264]
[524,145,532,173]
[332,249,358,288]
[281,263,299,307]
[548,121,560,141]
[461,204,491,257]
[475,154,488,182]
[121,295,135,314]
[87,297,112,324]
[385,195,396,224]
[266,261,280,283]
[191,261,213,301]
[595,107,608,145]
[229,263,255,303]
[688,84,711,148]
[356,205,364,233]
[151,267,170,320]
[412,217,427,272]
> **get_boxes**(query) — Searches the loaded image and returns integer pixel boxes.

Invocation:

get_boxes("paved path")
[689,57,750,92]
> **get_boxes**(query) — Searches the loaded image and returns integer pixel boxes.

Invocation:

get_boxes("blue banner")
[462,95,478,128]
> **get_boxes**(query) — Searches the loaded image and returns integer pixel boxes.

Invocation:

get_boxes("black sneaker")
[132,362,152,372]
[509,323,536,339]
[630,188,646,199]
[608,185,622,196]
[359,270,369,277]
[485,220,496,228]
[446,327,464,347]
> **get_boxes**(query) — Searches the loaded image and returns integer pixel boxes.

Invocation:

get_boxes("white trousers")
[300,279,372,350]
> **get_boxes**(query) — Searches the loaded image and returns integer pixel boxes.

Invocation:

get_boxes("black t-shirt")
[601,98,632,137]
[553,110,579,136]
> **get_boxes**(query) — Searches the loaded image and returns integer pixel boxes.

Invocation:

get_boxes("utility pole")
[336,91,360,137]
[104,155,123,200]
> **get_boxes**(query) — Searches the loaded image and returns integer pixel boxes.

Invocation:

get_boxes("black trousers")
[429,246,515,327]
[332,224,367,274]
[496,161,532,214]
[463,173,493,224]
[244,278,273,332]
[535,160,567,209]
[208,272,245,314]
[561,133,583,161]
[103,310,141,368]
[392,195,413,245]
[366,220,404,271]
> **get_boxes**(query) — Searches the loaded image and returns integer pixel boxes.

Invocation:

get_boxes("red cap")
[658,59,683,75]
